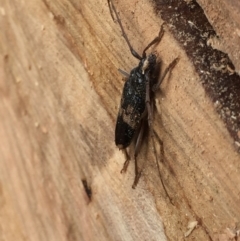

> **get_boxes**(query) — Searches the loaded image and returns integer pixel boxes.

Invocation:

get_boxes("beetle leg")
[120,121,145,187]
[118,68,130,78]
[132,121,147,188]
[131,77,153,188]
[152,58,179,91]
[146,73,174,203]
[120,149,130,173]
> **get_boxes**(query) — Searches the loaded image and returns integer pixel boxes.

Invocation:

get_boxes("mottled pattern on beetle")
[120,67,147,128]
[115,116,135,149]
[115,66,147,148]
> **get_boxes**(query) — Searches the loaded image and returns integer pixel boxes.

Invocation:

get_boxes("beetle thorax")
[141,54,157,74]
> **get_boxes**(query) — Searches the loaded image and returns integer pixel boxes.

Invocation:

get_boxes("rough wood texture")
[197,0,240,73]
[0,0,239,241]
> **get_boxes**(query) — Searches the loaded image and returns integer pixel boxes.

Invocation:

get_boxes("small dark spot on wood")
[82,179,92,201]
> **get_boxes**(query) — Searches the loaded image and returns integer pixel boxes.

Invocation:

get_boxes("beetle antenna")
[107,0,142,60]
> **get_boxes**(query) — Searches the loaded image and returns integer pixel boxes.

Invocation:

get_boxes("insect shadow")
[108,0,179,200]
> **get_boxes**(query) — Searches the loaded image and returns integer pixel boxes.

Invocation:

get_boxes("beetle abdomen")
[115,67,146,149]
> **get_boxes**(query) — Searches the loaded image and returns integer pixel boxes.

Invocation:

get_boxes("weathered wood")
[0,0,239,241]
[197,0,240,73]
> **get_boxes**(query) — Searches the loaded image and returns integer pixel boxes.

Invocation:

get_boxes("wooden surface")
[0,0,240,241]
[198,0,240,73]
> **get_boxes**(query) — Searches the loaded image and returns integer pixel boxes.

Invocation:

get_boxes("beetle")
[108,0,179,190]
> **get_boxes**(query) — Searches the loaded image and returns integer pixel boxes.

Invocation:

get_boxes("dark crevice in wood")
[152,0,240,151]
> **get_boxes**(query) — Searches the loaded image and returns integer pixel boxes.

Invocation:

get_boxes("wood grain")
[0,0,239,240]
[197,0,240,73]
